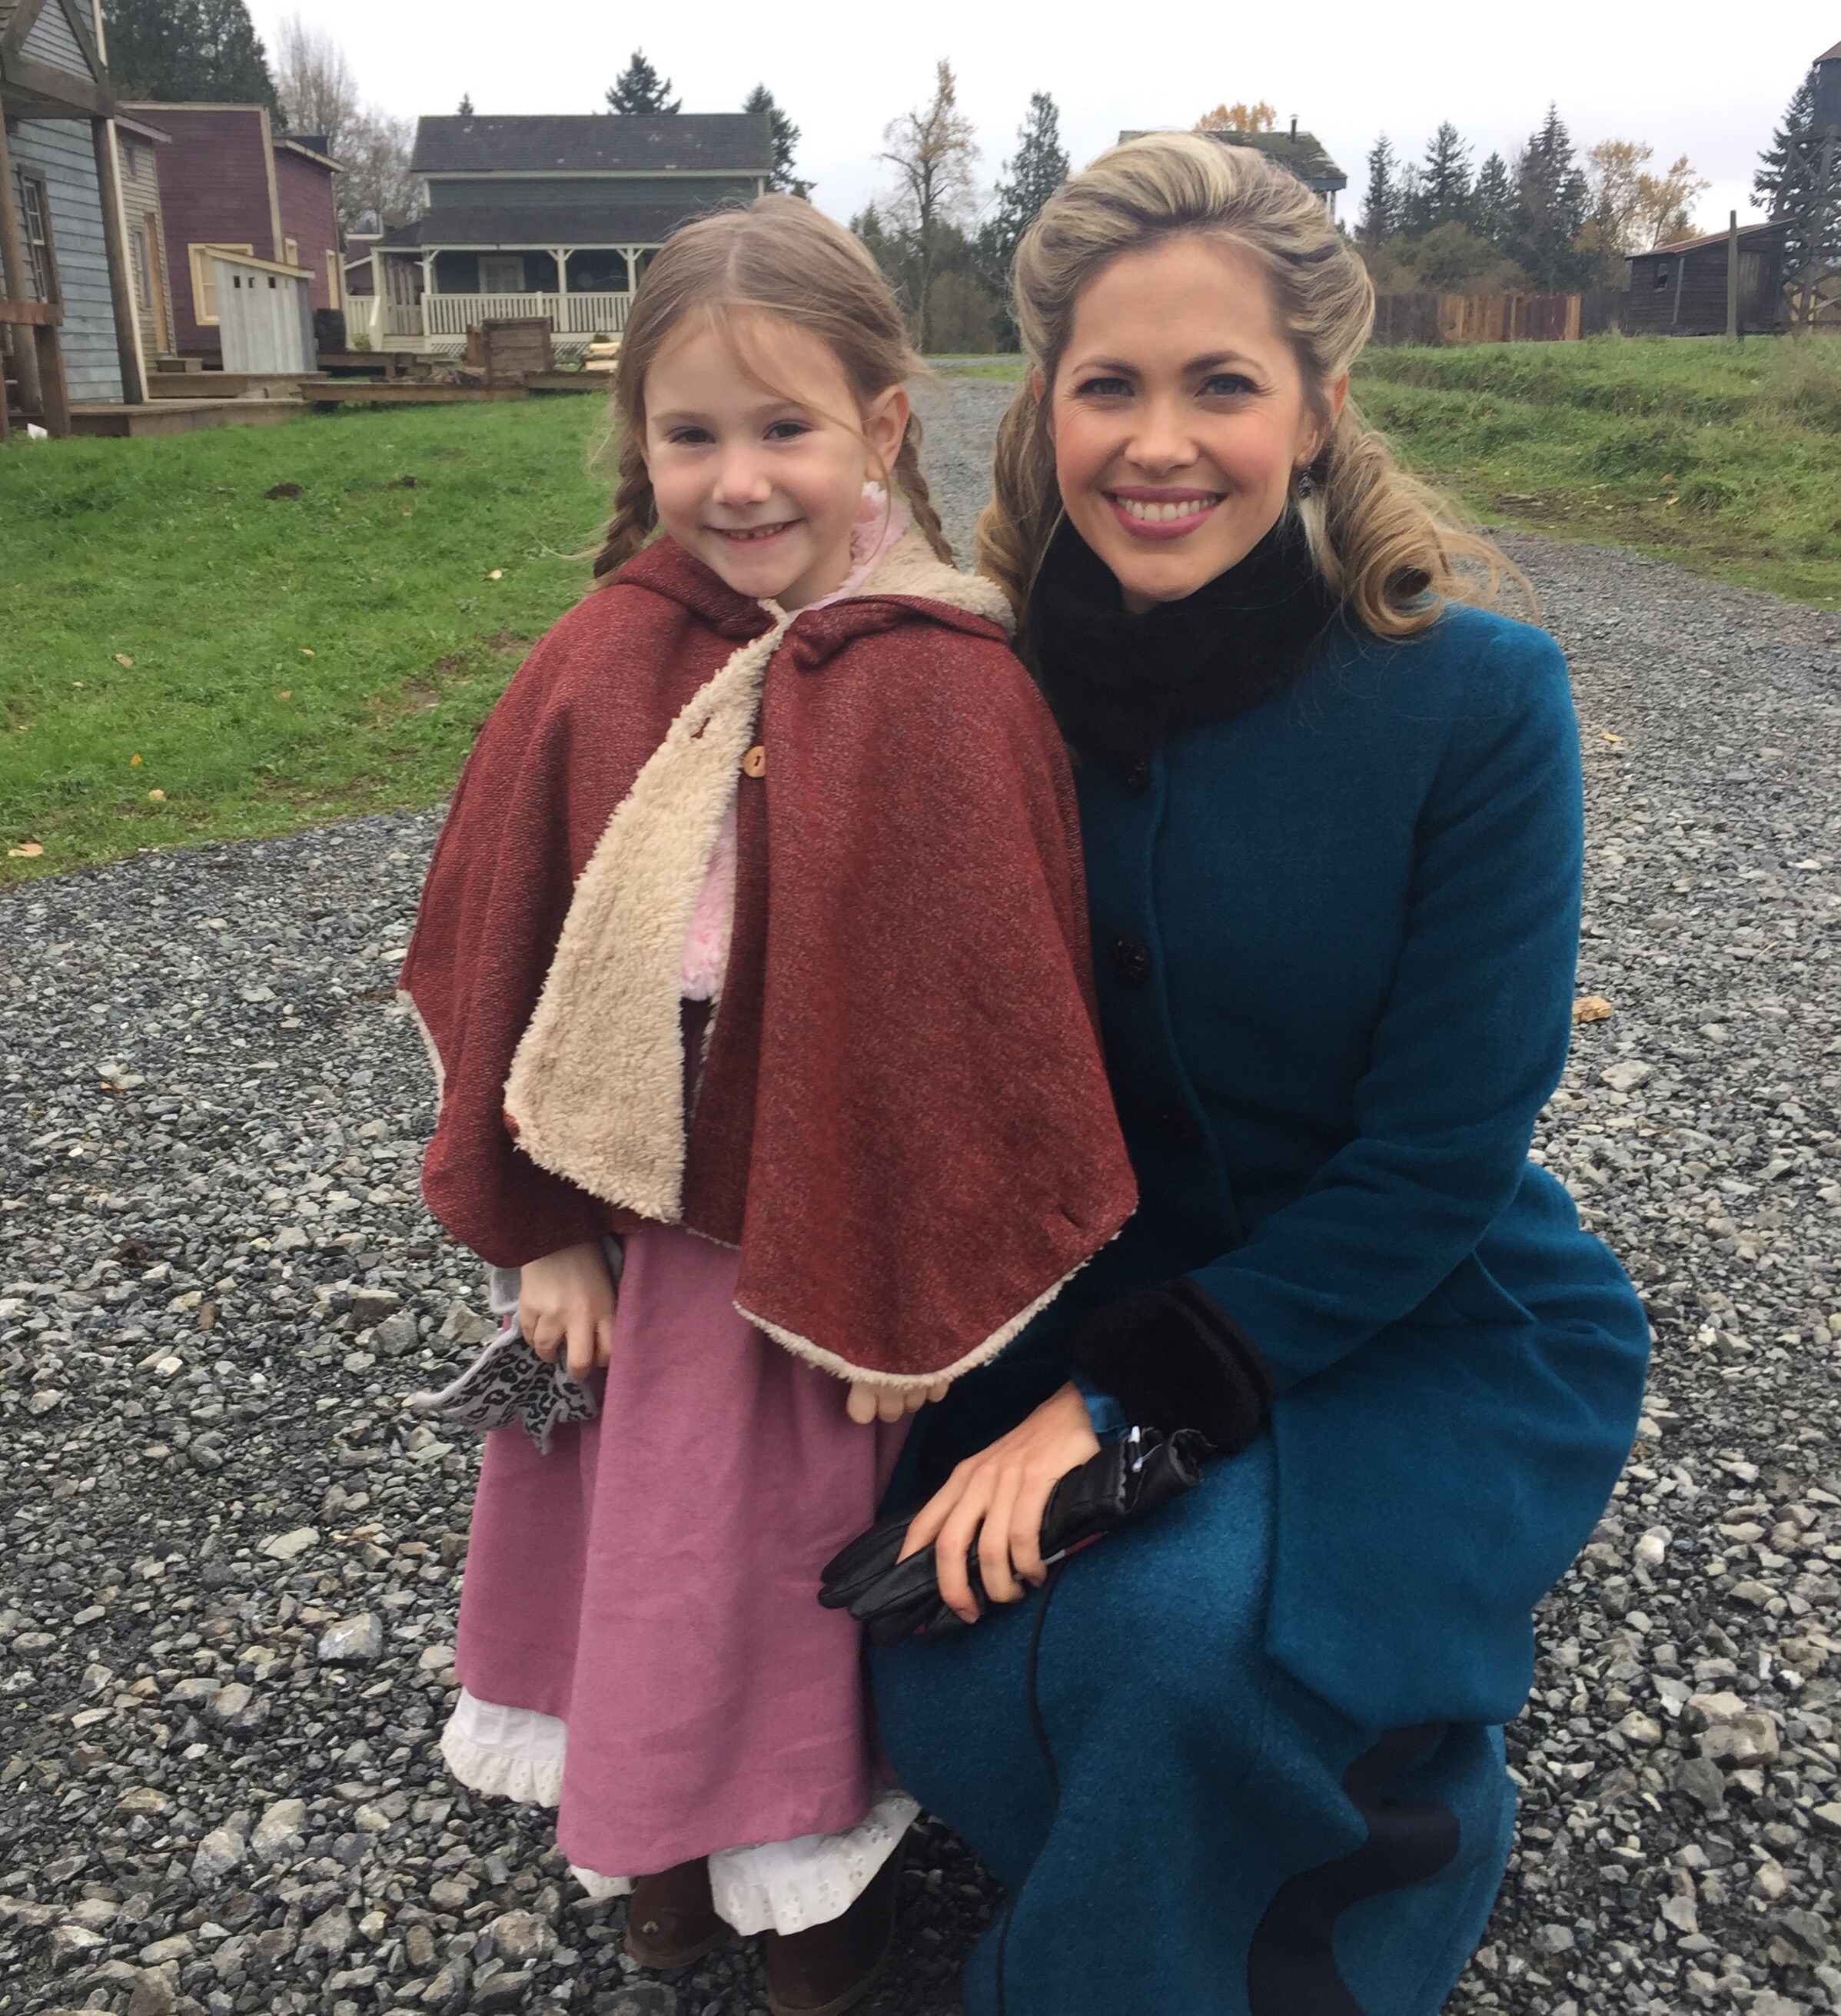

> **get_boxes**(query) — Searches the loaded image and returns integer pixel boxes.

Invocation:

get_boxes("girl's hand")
[898,1382,1100,1622]
[518,1243,618,1381]
[846,1378,952,1426]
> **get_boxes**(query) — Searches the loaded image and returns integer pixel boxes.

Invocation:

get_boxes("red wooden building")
[120,100,338,363]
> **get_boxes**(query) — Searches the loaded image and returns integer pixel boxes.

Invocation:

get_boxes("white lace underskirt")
[439,1686,917,1935]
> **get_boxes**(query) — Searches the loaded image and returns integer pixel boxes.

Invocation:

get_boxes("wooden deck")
[145,373,308,402]
[527,370,613,394]
[70,399,305,437]
[301,380,530,407]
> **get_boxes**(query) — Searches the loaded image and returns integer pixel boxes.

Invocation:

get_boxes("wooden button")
[742,745,766,779]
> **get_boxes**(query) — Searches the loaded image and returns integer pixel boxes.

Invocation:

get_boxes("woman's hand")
[518,1242,618,1381]
[846,1378,952,1426]
[898,1382,1101,1622]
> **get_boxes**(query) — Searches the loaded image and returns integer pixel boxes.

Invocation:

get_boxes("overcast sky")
[251,0,1832,241]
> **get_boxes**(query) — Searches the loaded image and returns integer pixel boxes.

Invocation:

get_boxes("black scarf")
[1027,510,1342,766]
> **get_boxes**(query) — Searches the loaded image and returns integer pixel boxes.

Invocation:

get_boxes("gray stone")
[1673,1755,1730,1815]
[317,1612,384,1663]
[190,1826,245,1885]
[595,1988,679,2016]
[1530,1922,1576,1955]
[251,1795,307,1862]
[470,1970,533,2011]
[258,1526,319,1562]
[484,1910,555,1967]
[125,1969,179,2016]
[298,1904,354,1963]
[47,1921,107,1969]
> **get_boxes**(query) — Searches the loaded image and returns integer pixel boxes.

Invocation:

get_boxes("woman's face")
[1045,235,1345,612]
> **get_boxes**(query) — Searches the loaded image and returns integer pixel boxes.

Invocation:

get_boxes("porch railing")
[420,291,633,338]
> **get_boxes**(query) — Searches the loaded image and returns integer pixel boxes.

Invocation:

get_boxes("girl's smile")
[642,314,908,610]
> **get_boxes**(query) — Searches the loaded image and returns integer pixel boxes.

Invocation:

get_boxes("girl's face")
[642,314,909,611]
[1044,235,1347,613]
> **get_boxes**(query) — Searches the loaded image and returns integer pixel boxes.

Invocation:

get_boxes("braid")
[890,417,955,565]
[591,428,659,581]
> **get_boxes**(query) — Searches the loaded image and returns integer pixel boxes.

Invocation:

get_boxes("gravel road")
[4,379,1841,2016]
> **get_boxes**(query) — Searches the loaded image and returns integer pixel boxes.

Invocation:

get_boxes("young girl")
[397,195,1135,2016]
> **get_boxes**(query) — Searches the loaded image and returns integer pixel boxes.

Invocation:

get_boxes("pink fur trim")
[679,799,737,1002]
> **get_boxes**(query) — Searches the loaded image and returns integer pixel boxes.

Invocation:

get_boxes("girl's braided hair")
[593,194,952,580]
[980,133,1525,637]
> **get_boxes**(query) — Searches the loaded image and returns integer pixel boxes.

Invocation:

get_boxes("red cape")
[402,531,1136,1387]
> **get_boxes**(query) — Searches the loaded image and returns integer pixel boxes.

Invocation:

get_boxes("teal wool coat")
[903,602,1650,1732]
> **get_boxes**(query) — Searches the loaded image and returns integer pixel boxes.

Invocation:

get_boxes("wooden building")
[120,101,340,364]
[2,0,151,430]
[1624,221,1786,337]
[358,111,772,352]
[1118,119,1349,220]
[115,120,173,358]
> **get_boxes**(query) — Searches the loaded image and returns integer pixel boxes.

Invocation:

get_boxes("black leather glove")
[819,1425,1211,1645]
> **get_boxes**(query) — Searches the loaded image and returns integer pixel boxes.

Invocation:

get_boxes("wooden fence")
[1371,289,1625,347]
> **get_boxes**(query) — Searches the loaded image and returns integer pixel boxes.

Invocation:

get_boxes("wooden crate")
[464,317,554,387]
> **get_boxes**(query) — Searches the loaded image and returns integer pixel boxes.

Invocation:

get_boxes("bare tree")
[338,108,421,235]
[879,59,978,351]
[274,11,358,156]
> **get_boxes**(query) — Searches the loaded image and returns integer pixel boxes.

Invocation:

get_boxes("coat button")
[742,745,766,779]
[1109,933,1152,986]
[1123,758,1151,793]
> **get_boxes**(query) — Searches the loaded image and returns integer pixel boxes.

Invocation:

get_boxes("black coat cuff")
[1064,1277,1273,1455]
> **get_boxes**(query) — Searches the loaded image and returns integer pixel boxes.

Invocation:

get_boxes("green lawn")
[4,340,1836,885]
[1,397,609,885]
[1351,336,1841,611]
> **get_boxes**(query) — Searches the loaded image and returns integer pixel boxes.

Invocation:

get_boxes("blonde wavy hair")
[593,195,952,580]
[979,132,1522,636]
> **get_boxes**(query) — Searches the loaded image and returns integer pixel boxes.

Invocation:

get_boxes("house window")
[479,254,527,294]
[15,172,57,302]
[120,138,141,181]
[1653,260,1672,291]
[188,242,255,324]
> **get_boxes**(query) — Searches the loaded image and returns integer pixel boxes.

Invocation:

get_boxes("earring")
[1294,467,1315,500]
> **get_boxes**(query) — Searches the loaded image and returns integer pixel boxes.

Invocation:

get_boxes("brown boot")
[624,1856,723,1969]
[761,1844,902,2016]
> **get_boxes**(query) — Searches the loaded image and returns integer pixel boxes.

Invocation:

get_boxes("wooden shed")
[1624,222,1785,337]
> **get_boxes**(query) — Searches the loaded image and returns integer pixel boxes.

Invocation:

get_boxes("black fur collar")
[1027,510,1341,765]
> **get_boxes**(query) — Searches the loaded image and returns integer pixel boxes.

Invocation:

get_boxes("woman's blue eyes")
[1073,374,1258,400]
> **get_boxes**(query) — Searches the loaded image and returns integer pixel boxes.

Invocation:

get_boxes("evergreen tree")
[457,93,475,116]
[1471,151,1516,247]
[104,0,277,106]
[1756,68,1838,314]
[605,51,680,116]
[743,85,809,198]
[988,92,1068,267]
[1411,122,1473,234]
[1510,105,1591,290]
[975,91,1068,348]
[1358,134,1401,250]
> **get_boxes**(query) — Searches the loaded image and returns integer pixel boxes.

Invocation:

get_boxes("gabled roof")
[412,113,772,178]
[1818,38,1841,60]
[1635,219,1785,257]
[1119,125,1348,192]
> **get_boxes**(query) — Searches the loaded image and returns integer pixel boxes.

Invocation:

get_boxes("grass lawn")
[1352,336,1841,611]
[939,339,1841,610]
[1,395,610,885]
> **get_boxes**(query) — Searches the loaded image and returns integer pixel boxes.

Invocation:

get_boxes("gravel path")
[3,382,1840,2016]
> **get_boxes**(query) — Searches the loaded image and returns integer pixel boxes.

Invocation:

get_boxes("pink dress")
[438,489,919,1928]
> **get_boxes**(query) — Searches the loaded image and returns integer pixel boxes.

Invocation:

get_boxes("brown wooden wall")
[1624,244,1782,337]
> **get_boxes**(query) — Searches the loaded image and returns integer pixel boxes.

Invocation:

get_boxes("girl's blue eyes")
[664,420,814,447]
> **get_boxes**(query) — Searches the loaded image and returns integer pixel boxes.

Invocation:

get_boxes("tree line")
[1357,109,1706,297]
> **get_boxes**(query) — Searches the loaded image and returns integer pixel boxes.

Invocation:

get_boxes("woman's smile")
[1105,487,1226,540]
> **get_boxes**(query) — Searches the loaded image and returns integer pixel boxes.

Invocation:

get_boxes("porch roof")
[377,204,694,252]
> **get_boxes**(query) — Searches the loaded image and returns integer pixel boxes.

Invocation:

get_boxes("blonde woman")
[872,135,1648,2015]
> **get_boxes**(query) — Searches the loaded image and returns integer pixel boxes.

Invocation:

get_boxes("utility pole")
[1726,211,1740,340]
